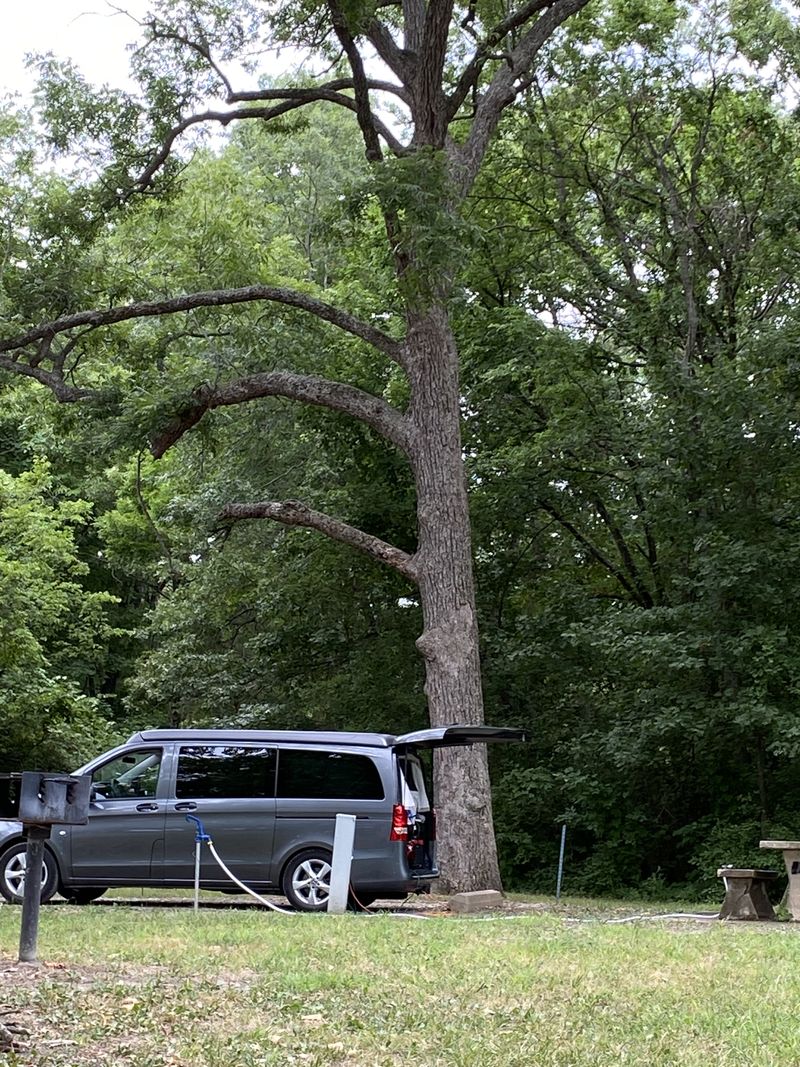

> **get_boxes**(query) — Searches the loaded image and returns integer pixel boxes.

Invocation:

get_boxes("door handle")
[136,802,159,812]
[174,802,197,811]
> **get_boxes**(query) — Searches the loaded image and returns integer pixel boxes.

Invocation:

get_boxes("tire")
[282,849,333,912]
[0,843,59,905]
[60,887,107,905]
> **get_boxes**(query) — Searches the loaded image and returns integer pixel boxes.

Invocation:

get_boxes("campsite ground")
[1,893,798,1066]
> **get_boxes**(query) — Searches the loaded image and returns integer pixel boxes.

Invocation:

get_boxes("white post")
[328,814,356,914]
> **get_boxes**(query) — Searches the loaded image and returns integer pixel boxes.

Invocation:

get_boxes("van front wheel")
[0,843,59,905]
[282,849,332,912]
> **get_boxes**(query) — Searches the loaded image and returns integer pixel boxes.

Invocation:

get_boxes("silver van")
[0,724,523,910]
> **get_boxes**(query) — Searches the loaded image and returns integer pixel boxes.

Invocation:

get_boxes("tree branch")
[402,0,426,53]
[447,0,552,120]
[0,355,89,402]
[414,0,455,144]
[0,285,404,364]
[150,370,412,459]
[537,497,644,604]
[219,499,418,581]
[365,17,414,83]
[228,77,411,106]
[145,23,235,99]
[455,0,590,195]
[328,0,386,161]
[590,494,654,609]
[134,98,406,193]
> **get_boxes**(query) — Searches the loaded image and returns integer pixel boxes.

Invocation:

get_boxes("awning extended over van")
[392,725,526,750]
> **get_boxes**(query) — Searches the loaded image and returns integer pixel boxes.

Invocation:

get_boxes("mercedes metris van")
[0,724,523,910]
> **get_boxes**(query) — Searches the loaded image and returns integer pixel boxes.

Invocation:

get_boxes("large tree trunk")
[407,305,502,892]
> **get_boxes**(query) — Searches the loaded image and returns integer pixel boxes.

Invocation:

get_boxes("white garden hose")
[183,815,423,918]
[185,815,293,914]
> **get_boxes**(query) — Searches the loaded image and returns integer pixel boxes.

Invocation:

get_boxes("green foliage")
[456,2,800,896]
[338,0,379,34]
[32,57,182,208]
[117,379,420,730]
[367,149,472,305]
[730,0,800,78]
[0,459,119,769]
[678,814,786,900]
[7,0,800,902]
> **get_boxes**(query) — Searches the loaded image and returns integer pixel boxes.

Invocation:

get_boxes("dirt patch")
[373,894,706,921]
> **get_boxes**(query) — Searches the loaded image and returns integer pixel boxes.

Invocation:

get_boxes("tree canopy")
[3,0,800,896]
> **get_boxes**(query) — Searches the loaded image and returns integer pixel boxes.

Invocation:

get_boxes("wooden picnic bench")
[717,867,777,921]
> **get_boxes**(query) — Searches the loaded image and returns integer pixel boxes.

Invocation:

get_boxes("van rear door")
[392,725,526,749]
[391,724,526,875]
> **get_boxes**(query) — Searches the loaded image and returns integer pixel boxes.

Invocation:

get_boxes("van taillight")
[390,804,408,840]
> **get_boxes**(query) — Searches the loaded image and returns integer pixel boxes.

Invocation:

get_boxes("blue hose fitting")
[185,814,211,842]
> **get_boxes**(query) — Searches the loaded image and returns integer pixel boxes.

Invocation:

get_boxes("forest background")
[2,0,800,899]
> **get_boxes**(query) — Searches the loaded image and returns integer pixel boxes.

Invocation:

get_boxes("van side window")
[277,750,384,800]
[92,749,162,800]
[176,746,277,799]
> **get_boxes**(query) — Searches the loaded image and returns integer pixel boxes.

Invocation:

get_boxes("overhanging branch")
[228,78,410,106]
[150,370,412,459]
[134,94,406,193]
[0,356,90,402]
[219,499,418,581]
[0,285,404,364]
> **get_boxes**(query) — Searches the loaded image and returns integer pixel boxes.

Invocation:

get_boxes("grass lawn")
[1,896,799,1066]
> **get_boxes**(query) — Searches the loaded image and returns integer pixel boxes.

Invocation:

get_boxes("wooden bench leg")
[781,850,800,920]
[719,877,776,921]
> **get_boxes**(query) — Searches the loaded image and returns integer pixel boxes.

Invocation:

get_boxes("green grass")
[1,898,799,1066]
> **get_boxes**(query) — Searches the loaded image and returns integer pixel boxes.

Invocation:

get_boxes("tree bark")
[406,305,502,892]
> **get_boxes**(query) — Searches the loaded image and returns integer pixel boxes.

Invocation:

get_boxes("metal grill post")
[12,772,92,963]
[18,826,50,964]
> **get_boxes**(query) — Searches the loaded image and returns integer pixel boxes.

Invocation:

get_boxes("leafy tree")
[0,0,593,891]
[0,456,120,769]
[457,3,800,893]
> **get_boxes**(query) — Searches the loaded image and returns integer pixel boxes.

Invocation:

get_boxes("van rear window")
[277,749,384,800]
[176,746,277,799]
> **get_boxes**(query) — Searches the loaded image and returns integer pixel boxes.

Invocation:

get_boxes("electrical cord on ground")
[562,912,718,925]
[347,885,372,912]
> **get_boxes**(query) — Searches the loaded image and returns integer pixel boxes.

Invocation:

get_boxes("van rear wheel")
[282,849,332,912]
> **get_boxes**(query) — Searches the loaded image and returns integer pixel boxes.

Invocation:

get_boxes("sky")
[0,1,317,106]
[1,0,154,97]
